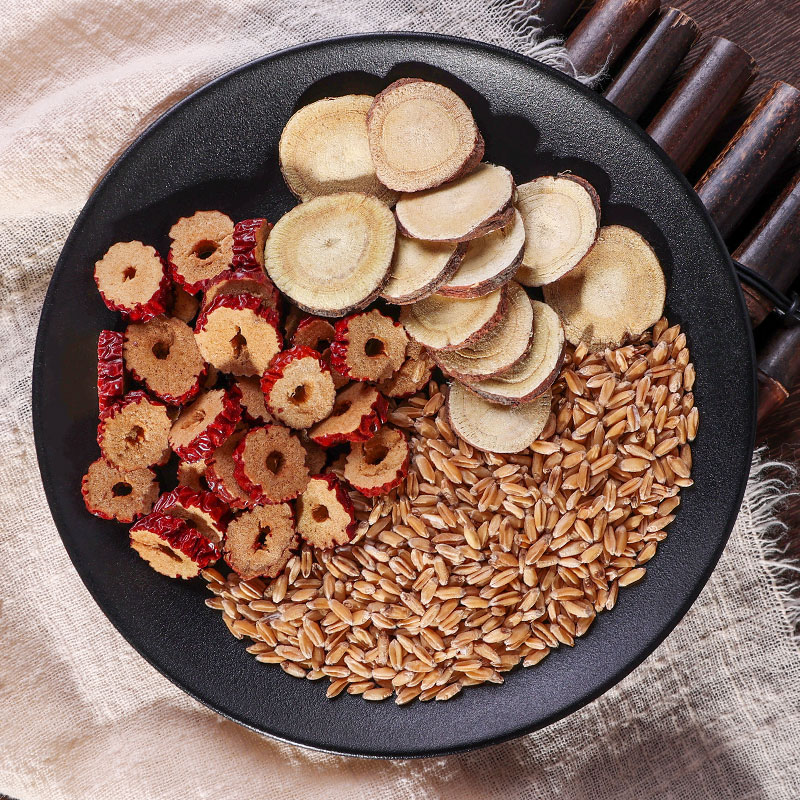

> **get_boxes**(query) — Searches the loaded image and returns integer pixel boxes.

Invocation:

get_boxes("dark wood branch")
[646,37,757,173]
[565,0,660,77]
[695,81,800,239]
[536,0,583,36]
[757,325,800,423]
[604,8,699,120]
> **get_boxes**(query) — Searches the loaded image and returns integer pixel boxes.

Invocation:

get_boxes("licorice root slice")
[231,218,272,272]
[81,458,159,523]
[395,163,514,243]
[296,474,356,549]
[381,235,465,305]
[280,95,398,205]
[168,385,242,463]
[433,282,534,380]
[233,424,310,504]
[261,346,336,429]
[130,514,220,579]
[308,382,389,447]
[329,310,409,383]
[447,382,552,454]
[377,341,435,398]
[400,285,507,351]
[543,224,665,350]
[168,210,235,294]
[194,293,283,377]
[515,175,601,287]
[366,79,484,192]
[97,391,172,472]
[97,330,125,411]
[439,209,525,298]
[264,193,396,317]
[344,426,409,497]
[94,241,169,322]
[224,503,297,579]
[123,316,206,406]
[462,300,565,405]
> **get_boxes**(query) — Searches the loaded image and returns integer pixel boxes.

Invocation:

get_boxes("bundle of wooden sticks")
[539,0,800,425]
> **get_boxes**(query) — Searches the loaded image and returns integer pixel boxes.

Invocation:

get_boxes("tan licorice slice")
[381,234,465,305]
[543,225,665,350]
[439,209,525,298]
[279,95,398,205]
[447,382,551,453]
[515,175,601,287]
[366,78,484,192]
[462,300,565,404]
[433,282,533,379]
[265,193,396,317]
[395,164,514,243]
[400,285,507,351]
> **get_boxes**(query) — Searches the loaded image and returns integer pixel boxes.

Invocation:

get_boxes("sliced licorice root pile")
[366,78,484,192]
[395,163,514,243]
[265,192,396,317]
[461,300,565,405]
[433,282,533,380]
[543,224,665,350]
[447,382,552,454]
[439,209,526,298]
[381,235,465,305]
[400,285,507,351]
[280,95,398,205]
[515,175,601,287]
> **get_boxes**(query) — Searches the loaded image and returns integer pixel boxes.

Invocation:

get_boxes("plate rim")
[32,30,757,758]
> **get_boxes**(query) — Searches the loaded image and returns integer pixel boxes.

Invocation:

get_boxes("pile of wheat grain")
[203,317,697,704]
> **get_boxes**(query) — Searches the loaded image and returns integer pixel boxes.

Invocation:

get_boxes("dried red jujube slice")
[260,346,336,429]
[168,385,242,463]
[98,390,171,472]
[235,375,273,424]
[291,315,348,388]
[344,426,409,497]
[223,503,297,579]
[94,241,170,322]
[206,426,257,510]
[177,459,210,492]
[330,309,409,382]
[377,341,435,398]
[97,330,125,411]
[296,473,356,549]
[151,485,229,543]
[194,293,282,377]
[231,218,272,272]
[130,514,220,579]
[308,382,389,447]
[168,210,235,294]
[81,458,159,523]
[123,316,207,406]
[300,432,327,475]
[170,285,200,323]
[202,268,281,313]
[232,424,310,504]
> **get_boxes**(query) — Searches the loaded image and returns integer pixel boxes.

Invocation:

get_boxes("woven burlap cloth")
[1,1,799,797]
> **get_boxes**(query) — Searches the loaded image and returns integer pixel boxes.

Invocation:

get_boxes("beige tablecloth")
[1,2,799,798]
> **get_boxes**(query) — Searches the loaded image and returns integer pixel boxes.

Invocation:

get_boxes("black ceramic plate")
[32,32,755,758]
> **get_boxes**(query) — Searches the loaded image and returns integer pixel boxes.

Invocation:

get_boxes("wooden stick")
[536,0,582,36]
[695,81,800,239]
[757,326,800,424]
[735,170,800,326]
[604,8,699,120]
[646,37,756,173]
[565,0,660,77]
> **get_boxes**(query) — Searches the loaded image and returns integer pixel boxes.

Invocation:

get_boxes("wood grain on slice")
[439,209,526,298]
[381,235,465,305]
[515,174,601,287]
[264,193,396,317]
[447,382,552,453]
[395,163,515,242]
[433,282,534,380]
[543,225,665,350]
[462,300,565,404]
[367,79,484,192]
[279,95,398,205]
[400,285,507,351]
